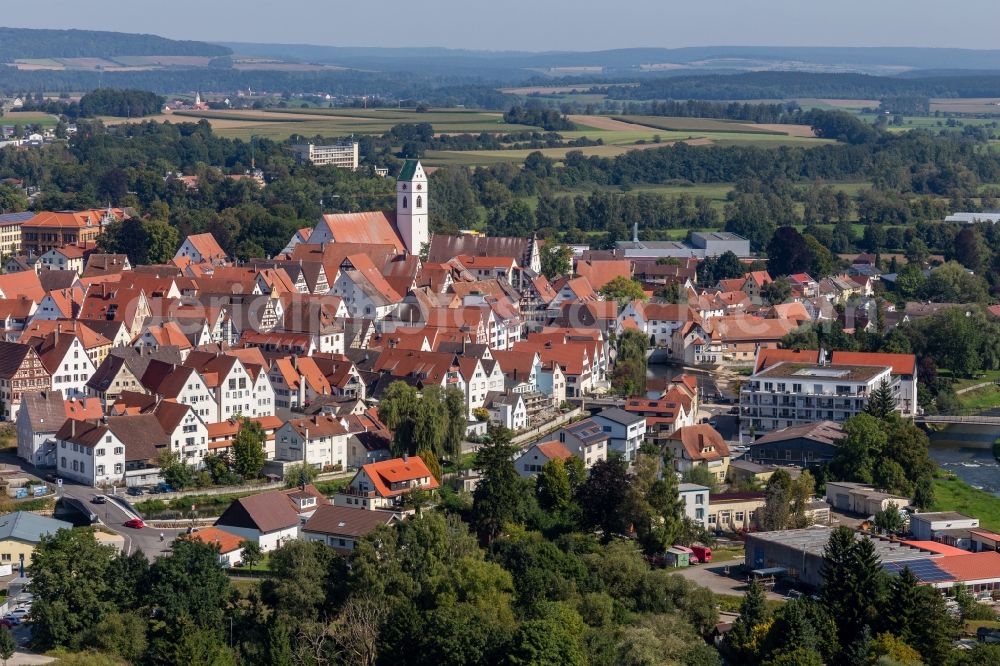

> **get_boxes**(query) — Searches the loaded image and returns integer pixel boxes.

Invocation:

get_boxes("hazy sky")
[10,0,1000,51]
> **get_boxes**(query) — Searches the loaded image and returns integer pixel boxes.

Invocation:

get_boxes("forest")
[601,71,1000,101]
[0,27,229,61]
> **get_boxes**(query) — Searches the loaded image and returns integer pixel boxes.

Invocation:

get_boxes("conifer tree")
[724,579,769,663]
[864,379,896,420]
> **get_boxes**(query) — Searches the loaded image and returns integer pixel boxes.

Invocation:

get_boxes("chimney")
[71,419,75,437]
[633,222,639,243]
[403,453,409,462]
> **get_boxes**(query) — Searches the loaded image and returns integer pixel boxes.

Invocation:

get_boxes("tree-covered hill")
[0,26,230,61]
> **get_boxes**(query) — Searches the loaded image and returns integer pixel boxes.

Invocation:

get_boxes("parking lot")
[674,558,787,601]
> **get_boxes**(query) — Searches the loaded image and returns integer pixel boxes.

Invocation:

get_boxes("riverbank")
[931,470,1000,532]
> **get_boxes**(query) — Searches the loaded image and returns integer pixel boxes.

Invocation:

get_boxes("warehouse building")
[745,527,1000,592]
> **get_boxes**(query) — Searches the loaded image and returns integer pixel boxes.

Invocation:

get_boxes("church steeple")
[396,159,428,256]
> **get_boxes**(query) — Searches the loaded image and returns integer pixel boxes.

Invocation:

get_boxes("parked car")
[153,483,174,494]
[0,618,14,628]
[7,608,31,624]
[708,418,718,427]
[91,495,107,504]
[124,518,145,529]
[126,487,144,497]
[44,472,59,483]
[1,615,18,626]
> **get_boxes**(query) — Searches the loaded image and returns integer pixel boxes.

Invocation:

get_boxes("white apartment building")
[740,361,895,438]
[45,336,96,400]
[678,483,710,527]
[55,419,124,486]
[291,142,360,169]
[274,415,350,471]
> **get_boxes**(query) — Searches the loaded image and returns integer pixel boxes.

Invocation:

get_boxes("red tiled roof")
[0,271,44,302]
[769,302,810,322]
[755,348,821,373]
[534,441,573,461]
[188,526,243,554]
[183,233,226,261]
[668,425,730,462]
[830,351,916,376]
[23,209,124,230]
[576,259,631,290]
[318,211,403,248]
[935,552,1000,582]
[745,271,773,287]
[899,541,971,556]
[359,455,440,498]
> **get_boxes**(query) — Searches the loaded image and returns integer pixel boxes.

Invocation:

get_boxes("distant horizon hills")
[5,26,1000,78]
[216,43,1000,76]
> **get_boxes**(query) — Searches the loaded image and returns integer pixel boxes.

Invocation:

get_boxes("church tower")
[396,159,428,256]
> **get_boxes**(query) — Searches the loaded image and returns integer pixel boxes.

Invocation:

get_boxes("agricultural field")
[1,111,60,127]
[930,98,1000,115]
[612,115,787,134]
[103,107,833,167]
[518,180,870,216]
[127,107,537,140]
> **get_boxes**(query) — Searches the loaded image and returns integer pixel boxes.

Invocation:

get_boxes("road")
[57,482,184,558]
[0,450,183,559]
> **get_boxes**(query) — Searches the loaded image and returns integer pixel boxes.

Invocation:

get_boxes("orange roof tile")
[183,233,227,261]
[899,541,971,556]
[188,526,244,554]
[318,211,403,248]
[935,551,1000,582]
[0,271,44,302]
[576,259,631,290]
[534,441,573,461]
[755,348,821,373]
[830,351,916,376]
[668,425,730,462]
[360,455,440,497]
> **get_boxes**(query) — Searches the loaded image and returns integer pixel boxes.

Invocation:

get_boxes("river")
[928,412,1000,495]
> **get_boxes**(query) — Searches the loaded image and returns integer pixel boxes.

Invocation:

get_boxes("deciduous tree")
[231,417,266,478]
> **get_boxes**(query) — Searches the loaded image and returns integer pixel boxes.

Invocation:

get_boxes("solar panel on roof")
[883,559,954,583]
[0,212,34,223]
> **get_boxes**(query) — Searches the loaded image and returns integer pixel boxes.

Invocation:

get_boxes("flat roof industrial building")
[746,526,1000,591]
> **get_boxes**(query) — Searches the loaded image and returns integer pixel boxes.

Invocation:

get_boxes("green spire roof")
[398,159,420,181]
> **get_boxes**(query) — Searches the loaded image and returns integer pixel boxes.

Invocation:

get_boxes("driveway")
[673,558,785,601]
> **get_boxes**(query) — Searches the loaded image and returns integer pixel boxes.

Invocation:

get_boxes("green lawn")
[231,552,271,574]
[950,369,1000,392]
[931,472,1000,532]
[956,385,1000,412]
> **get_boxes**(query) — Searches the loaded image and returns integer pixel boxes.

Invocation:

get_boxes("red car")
[124,518,145,529]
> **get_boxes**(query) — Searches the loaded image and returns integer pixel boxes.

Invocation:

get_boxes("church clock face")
[401,184,407,190]
[416,184,422,190]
